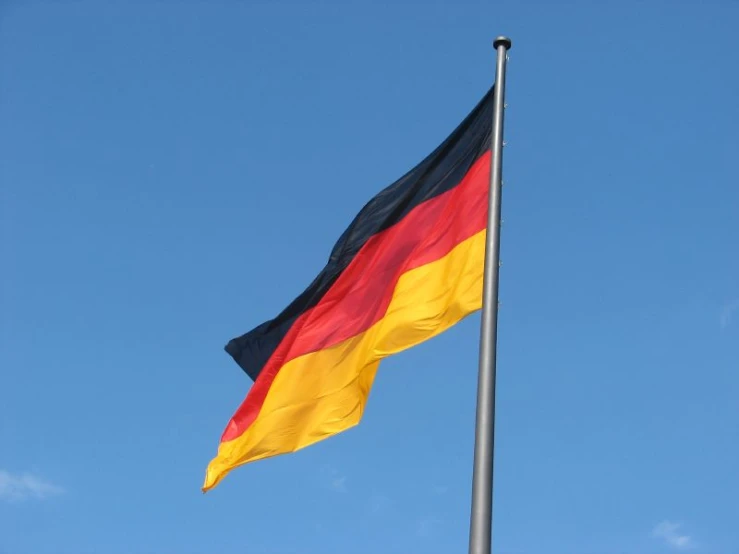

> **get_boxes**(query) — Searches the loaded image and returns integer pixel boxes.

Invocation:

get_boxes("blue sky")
[1,1,738,553]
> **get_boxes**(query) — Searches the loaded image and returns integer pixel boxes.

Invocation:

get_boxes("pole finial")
[493,36,512,50]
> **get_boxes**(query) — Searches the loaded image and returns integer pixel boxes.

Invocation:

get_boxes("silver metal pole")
[468,35,511,554]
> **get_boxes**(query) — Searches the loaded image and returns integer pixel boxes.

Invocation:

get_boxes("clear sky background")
[1,1,738,553]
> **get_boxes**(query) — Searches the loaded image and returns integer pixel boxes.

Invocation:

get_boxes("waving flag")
[204,87,495,492]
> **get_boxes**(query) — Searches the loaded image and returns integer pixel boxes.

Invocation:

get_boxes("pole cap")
[493,36,512,50]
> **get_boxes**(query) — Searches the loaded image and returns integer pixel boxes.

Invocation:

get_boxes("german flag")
[203,86,495,492]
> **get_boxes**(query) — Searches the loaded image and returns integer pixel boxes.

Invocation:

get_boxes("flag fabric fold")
[204,86,495,492]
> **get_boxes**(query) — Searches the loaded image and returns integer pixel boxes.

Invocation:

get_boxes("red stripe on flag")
[221,151,491,442]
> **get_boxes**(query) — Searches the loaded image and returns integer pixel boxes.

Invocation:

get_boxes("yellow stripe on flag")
[204,228,487,491]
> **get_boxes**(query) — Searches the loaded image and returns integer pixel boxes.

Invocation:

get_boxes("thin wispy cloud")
[330,475,347,493]
[720,300,739,329]
[0,470,64,501]
[416,516,442,538]
[321,465,347,493]
[652,520,693,550]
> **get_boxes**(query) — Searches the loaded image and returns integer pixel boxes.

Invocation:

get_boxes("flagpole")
[468,35,511,554]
